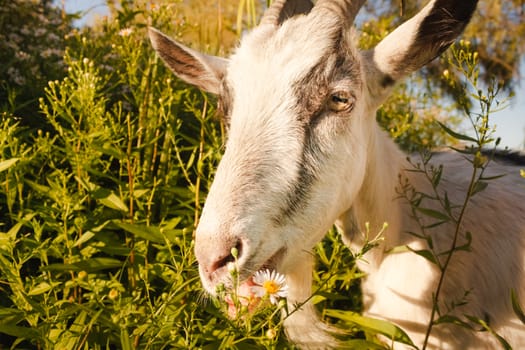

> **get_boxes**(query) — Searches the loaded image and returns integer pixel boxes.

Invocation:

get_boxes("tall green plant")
[0,3,221,348]
[395,43,514,349]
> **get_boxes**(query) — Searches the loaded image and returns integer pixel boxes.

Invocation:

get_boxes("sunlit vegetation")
[0,0,523,348]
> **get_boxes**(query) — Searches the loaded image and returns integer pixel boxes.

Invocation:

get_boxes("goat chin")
[284,302,340,350]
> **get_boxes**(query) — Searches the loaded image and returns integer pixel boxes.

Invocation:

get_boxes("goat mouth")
[211,247,288,292]
[234,246,287,285]
[224,247,288,317]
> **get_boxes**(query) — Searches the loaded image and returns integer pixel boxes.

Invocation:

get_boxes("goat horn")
[260,0,287,25]
[313,0,366,26]
[260,0,314,26]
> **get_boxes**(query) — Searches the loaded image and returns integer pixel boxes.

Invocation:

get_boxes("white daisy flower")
[119,27,133,37]
[251,269,288,305]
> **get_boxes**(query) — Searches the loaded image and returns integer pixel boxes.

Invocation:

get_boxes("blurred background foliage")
[0,0,523,348]
[0,0,72,127]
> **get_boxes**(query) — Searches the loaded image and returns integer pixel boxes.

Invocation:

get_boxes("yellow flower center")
[262,280,279,294]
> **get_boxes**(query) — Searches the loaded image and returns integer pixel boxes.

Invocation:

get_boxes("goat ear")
[149,27,227,94]
[364,0,477,104]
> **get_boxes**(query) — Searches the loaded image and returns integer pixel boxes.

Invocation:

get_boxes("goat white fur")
[149,0,525,348]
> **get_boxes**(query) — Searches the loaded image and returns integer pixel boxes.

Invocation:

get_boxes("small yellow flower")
[108,288,119,300]
[251,269,288,305]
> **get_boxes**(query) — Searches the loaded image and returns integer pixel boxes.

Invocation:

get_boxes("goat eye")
[328,92,354,112]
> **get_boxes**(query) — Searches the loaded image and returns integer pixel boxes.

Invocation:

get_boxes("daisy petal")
[251,269,288,303]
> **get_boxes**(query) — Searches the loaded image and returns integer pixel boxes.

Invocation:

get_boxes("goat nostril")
[209,239,243,274]
[211,254,234,273]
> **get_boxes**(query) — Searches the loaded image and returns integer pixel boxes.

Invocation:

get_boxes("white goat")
[149,0,525,348]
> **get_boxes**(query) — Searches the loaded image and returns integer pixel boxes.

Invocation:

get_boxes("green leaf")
[325,309,416,347]
[53,310,89,350]
[316,291,351,302]
[73,258,124,271]
[162,217,183,230]
[69,310,88,334]
[43,258,123,272]
[471,181,488,196]
[6,221,24,240]
[464,315,512,350]
[511,289,525,324]
[423,220,448,229]
[28,281,61,296]
[92,142,125,159]
[443,192,452,212]
[416,207,450,221]
[338,339,389,350]
[0,324,39,339]
[449,146,476,155]
[0,158,19,172]
[0,307,24,318]
[92,188,129,212]
[76,177,128,211]
[407,247,439,265]
[494,334,513,350]
[438,121,477,143]
[72,231,96,247]
[480,173,506,181]
[387,245,411,254]
[456,231,473,252]
[434,315,473,329]
[113,221,164,244]
[431,165,443,187]
[25,180,55,200]
[73,221,111,247]
[120,327,133,350]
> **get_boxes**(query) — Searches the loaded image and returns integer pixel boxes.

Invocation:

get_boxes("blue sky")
[59,0,108,26]
[60,1,525,149]
[492,82,525,149]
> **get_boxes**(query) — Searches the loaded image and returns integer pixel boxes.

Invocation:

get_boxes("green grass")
[0,1,521,349]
